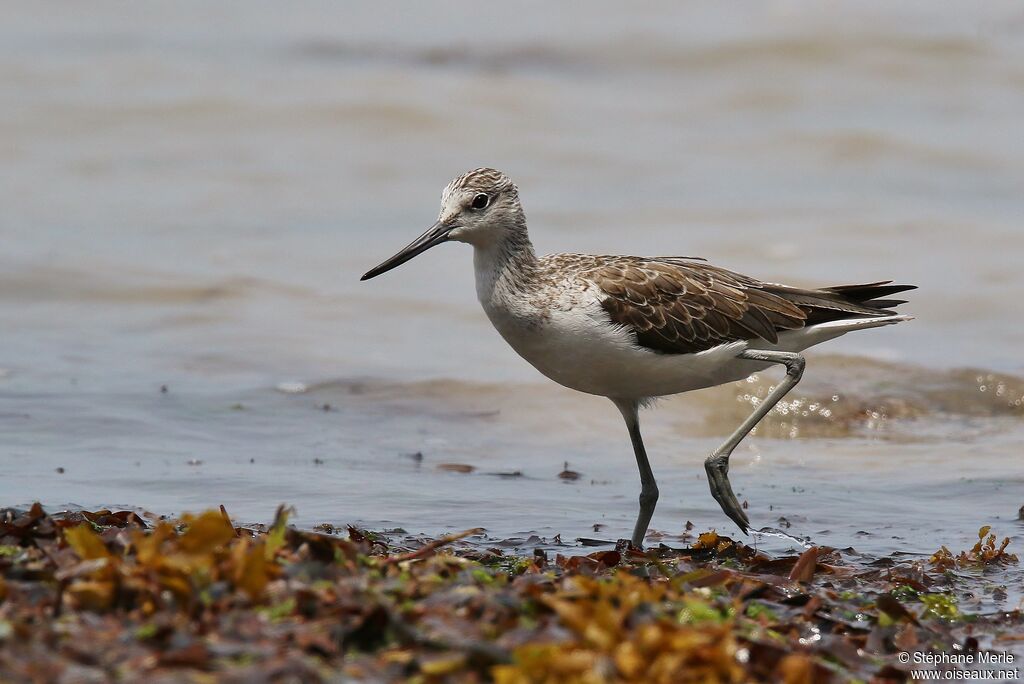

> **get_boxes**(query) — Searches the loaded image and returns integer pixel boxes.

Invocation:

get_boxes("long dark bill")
[360,221,452,281]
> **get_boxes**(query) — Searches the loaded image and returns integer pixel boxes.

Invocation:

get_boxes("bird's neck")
[473,227,538,307]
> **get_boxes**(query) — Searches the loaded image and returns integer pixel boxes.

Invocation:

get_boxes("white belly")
[481,298,750,398]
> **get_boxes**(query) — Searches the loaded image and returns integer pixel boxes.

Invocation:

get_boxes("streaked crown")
[443,167,518,201]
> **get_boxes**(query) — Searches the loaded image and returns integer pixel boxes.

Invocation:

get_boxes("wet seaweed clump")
[0,504,1021,682]
[929,525,1018,571]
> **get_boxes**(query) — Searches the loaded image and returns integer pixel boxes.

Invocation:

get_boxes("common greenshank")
[361,168,915,547]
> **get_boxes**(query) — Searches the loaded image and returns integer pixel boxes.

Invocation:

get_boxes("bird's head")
[361,168,525,281]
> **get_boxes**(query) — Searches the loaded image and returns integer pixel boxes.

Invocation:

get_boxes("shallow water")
[2,3,1024,566]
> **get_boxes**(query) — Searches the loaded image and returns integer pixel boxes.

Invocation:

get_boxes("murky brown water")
[2,3,1023,563]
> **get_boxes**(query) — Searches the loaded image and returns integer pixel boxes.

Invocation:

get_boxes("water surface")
[2,2,1023,564]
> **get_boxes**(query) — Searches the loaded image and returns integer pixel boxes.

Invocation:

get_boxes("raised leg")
[613,399,659,548]
[705,350,805,534]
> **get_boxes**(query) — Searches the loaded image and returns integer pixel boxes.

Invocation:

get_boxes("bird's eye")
[471,193,489,210]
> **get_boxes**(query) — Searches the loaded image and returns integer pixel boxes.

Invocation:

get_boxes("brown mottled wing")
[592,258,807,354]
[592,258,914,354]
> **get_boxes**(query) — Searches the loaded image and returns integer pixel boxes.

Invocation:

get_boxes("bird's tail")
[766,281,917,326]
[823,281,917,311]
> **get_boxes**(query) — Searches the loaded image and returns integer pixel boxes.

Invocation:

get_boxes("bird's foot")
[704,460,751,534]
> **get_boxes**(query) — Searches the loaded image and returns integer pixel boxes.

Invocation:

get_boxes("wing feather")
[586,256,913,355]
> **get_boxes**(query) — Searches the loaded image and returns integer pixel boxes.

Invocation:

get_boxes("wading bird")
[361,168,914,547]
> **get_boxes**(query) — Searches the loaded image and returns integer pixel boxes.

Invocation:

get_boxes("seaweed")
[0,504,1019,682]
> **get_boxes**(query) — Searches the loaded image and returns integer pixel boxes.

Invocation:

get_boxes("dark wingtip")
[867,299,909,309]
[827,282,917,297]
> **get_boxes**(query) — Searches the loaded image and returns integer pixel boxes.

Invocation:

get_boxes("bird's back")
[540,253,914,356]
